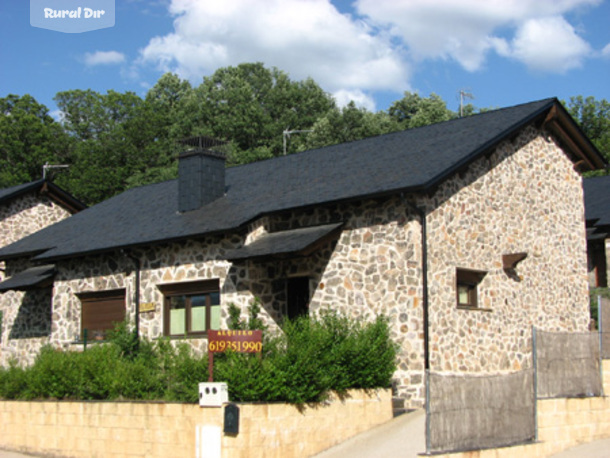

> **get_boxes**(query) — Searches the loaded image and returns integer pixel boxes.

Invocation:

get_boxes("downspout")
[123,251,141,340]
[403,197,430,370]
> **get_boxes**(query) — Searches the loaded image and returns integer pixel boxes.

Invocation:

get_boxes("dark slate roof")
[0,98,604,262]
[225,223,343,261]
[0,179,86,213]
[0,180,46,204]
[0,265,55,292]
[584,175,610,237]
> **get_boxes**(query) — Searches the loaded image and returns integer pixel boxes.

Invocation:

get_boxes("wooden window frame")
[158,280,220,337]
[77,289,126,340]
[456,268,487,310]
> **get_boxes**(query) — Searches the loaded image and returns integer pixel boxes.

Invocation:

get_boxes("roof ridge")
[227,98,559,171]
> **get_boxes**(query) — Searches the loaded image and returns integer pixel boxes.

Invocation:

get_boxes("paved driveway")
[314,409,610,458]
[314,409,426,458]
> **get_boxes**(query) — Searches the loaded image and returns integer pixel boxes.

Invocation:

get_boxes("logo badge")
[30,0,115,33]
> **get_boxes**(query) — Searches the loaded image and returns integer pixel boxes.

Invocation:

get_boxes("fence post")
[532,325,538,442]
[425,369,431,455]
[599,295,604,397]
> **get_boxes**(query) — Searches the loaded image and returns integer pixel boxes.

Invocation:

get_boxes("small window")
[159,280,220,337]
[78,289,126,340]
[456,268,487,309]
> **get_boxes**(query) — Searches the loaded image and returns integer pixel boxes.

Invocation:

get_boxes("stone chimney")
[177,137,227,213]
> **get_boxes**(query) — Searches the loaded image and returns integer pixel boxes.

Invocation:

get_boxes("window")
[78,289,126,340]
[456,268,487,309]
[159,280,220,337]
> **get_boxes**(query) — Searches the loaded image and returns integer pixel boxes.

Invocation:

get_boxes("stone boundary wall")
[0,389,392,458]
[434,360,610,458]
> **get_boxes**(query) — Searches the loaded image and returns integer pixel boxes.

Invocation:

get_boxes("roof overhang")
[541,103,607,173]
[0,265,56,292]
[225,223,343,262]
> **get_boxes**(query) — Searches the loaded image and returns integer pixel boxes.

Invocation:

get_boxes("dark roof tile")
[0,98,602,262]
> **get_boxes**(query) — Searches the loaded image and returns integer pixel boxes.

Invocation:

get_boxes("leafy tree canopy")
[2,64,608,204]
[189,63,335,163]
[0,94,71,187]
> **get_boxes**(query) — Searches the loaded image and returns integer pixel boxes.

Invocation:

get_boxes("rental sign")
[207,330,263,382]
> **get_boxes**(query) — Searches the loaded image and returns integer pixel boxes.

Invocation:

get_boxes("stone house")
[0,98,605,408]
[585,175,610,288]
[0,179,85,360]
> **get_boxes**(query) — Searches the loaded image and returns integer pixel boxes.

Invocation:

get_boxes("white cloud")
[602,43,610,58]
[333,89,376,111]
[138,0,410,94]
[505,17,591,72]
[354,0,599,73]
[84,51,126,66]
[136,0,604,101]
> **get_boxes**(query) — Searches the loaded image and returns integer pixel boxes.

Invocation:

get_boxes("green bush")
[215,310,397,403]
[0,311,397,404]
[0,360,27,399]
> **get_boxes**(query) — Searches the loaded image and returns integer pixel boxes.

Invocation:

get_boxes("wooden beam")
[503,252,528,270]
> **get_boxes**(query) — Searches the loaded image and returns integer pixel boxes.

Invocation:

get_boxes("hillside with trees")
[1,63,608,204]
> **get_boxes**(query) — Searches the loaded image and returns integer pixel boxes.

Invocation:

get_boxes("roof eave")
[541,103,607,173]
[41,181,87,213]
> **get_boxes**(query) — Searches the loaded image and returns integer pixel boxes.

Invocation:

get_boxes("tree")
[389,92,455,129]
[0,94,71,187]
[565,96,610,172]
[188,63,335,164]
[54,89,184,204]
[304,102,399,149]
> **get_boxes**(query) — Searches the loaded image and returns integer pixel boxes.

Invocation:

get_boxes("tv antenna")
[283,128,312,155]
[43,162,69,179]
[458,90,474,117]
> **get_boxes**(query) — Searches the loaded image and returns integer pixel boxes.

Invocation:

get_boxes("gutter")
[403,197,430,371]
[123,250,141,340]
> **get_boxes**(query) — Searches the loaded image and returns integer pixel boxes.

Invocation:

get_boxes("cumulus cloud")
[504,16,591,72]
[602,43,610,58]
[137,0,603,103]
[138,0,410,98]
[84,50,126,66]
[355,0,599,72]
[333,89,377,111]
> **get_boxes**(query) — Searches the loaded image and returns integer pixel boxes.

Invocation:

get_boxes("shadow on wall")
[9,288,52,339]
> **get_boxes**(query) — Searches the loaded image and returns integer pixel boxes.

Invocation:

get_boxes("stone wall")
[0,191,73,364]
[0,389,392,458]
[424,127,589,376]
[0,191,72,250]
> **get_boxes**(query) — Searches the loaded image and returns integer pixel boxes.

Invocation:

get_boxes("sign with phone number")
[207,330,263,382]
[208,330,263,353]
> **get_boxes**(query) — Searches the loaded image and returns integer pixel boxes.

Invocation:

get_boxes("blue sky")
[1,0,609,117]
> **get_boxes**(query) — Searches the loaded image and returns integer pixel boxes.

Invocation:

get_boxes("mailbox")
[199,382,228,407]
[224,403,240,434]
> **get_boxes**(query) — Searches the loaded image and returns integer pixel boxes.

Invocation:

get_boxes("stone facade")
[0,192,72,282]
[0,126,591,409]
[0,192,73,364]
[424,126,589,380]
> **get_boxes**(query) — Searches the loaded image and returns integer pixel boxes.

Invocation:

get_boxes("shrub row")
[0,311,396,404]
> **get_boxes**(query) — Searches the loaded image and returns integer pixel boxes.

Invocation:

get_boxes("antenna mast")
[43,162,69,179]
[283,129,312,155]
[458,90,474,117]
